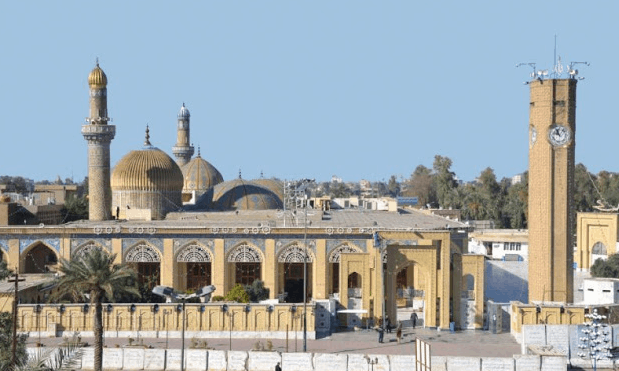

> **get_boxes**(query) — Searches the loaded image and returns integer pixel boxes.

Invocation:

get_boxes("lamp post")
[364,355,378,371]
[578,308,613,371]
[152,285,215,371]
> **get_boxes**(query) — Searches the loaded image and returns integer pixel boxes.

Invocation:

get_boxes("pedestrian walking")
[410,312,417,329]
[275,361,282,371]
[396,322,403,344]
[376,325,385,343]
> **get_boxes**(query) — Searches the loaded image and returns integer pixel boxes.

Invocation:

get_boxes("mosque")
[0,63,485,336]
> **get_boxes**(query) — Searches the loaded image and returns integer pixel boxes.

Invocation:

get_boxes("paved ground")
[27,327,521,357]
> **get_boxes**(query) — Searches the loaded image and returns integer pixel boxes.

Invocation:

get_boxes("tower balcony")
[81,124,116,143]
[172,145,194,157]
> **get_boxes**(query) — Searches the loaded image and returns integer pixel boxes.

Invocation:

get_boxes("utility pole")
[8,272,25,369]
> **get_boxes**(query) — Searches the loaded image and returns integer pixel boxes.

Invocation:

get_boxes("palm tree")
[50,248,139,371]
[16,339,83,371]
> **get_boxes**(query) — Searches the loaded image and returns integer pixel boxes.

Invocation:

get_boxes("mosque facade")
[0,63,485,334]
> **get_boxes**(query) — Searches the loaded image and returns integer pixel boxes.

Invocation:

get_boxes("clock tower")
[528,77,576,304]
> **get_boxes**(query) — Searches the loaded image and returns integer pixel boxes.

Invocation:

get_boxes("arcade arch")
[21,242,59,274]
[227,243,263,289]
[124,243,161,290]
[328,243,362,295]
[591,241,608,265]
[277,243,314,303]
[176,243,213,291]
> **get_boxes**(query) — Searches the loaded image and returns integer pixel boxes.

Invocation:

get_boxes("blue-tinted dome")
[178,103,190,119]
[211,179,283,211]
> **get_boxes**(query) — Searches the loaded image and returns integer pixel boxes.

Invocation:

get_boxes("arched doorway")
[124,244,161,291]
[328,244,362,297]
[23,243,58,273]
[278,243,313,303]
[591,242,608,266]
[227,244,262,288]
[177,243,212,291]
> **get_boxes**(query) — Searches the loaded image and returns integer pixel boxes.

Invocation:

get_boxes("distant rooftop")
[53,208,469,231]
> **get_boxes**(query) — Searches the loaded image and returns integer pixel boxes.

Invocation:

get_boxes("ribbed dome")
[212,179,283,211]
[88,63,108,87]
[182,155,224,193]
[178,103,190,119]
[112,147,184,192]
[252,178,284,201]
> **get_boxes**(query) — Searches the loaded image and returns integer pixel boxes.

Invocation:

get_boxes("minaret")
[527,76,576,304]
[172,103,194,167]
[81,61,115,221]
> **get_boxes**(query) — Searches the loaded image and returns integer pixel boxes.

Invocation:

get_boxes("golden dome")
[182,155,224,194]
[111,147,184,192]
[88,61,107,87]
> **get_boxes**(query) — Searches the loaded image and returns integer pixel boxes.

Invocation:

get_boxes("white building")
[582,278,619,304]
[468,229,528,261]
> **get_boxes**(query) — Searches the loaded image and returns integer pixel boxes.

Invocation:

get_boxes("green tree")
[432,155,458,208]
[404,165,436,207]
[0,261,11,280]
[590,254,619,278]
[502,173,528,229]
[62,194,89,222]
[387,175,400,197]
[50,249,139,371]
[16,340,83,371]
[224,284,250,303]
[330,183,351,198]
[574,163,597,212]
[0,311,27,371]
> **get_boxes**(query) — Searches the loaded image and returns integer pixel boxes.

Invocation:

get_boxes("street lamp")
[364,355,378,371]
[578,308,613,371]
[152,285,216,371]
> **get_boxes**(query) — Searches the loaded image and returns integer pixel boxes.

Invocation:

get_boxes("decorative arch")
[72,242,108,260]
[592,242,607,255]
[125,243,161,263]
[328,243,362,263]
[21,241,60,274]
[227,243,263,263]
[278,243,314,263]
[176,243,212,262]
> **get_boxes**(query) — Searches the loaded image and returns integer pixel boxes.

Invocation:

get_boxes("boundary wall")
[26,348,566,371]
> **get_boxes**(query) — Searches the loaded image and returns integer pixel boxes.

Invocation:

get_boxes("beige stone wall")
[576,212,618,269]
[528,79,576,303]
[511,302,586,333]
[16,303,314,334]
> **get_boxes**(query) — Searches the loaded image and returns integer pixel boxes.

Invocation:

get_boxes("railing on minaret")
[81,61,116,221]
[172,103,195,167]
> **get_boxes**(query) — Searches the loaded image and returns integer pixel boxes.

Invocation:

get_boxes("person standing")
[275,361,282,371]
[410,312,418,329]
[396,322,403,344]
[376,325,384,343]
[385,316,391,333]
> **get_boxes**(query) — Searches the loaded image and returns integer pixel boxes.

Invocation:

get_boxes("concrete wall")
[25,348,567,371]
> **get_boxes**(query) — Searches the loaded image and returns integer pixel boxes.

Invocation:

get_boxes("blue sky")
[0,1,615,183]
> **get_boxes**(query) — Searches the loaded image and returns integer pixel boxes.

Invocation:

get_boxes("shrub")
[224,284,250,303]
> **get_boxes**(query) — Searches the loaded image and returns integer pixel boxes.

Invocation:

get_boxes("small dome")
[178,103,190,119]
[211,179,283,211]
[88,62,107,87]
[112,147,184,192]
[252,178,284,201]
[182,155,224,195]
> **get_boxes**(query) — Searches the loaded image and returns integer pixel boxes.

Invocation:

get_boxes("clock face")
[548,125,571,147]
[530,126,537,147]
